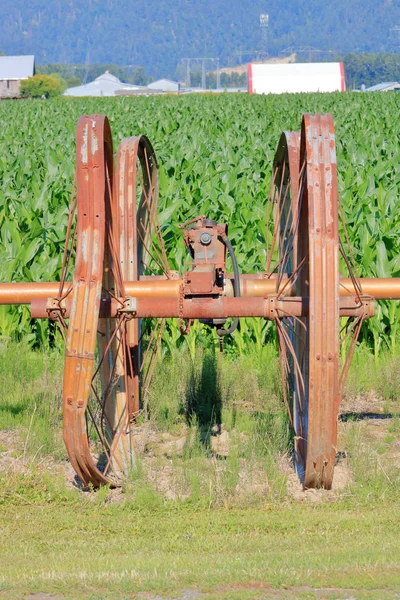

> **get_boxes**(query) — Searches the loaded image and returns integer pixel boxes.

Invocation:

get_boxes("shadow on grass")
[339,412,399,422]
[185,349,222,448]
[0,400,30,417]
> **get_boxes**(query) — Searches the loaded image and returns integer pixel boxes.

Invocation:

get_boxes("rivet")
[316,354,321,361]
[67,397,73,405]
[78,400,84,408]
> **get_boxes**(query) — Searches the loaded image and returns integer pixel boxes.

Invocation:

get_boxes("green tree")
[20,74,64,99]
[342,53,400,89]
[65,76,81,88]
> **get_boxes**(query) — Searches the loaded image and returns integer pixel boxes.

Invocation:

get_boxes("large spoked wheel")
[273,114,340,489]
[59,116,129,487]
[62,115,119,487]
[60,119,171,488]
[115,136,170,418]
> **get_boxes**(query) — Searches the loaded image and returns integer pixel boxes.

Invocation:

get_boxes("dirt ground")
[1,388,399,506]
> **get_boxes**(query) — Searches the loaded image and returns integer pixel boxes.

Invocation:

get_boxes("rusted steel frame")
[115,135,164,419]
[339,296,375,319]
[4,276,400,306]
[96,146,134,481]
[30,293,374,320]
[139,145,171,276]
[125,297,289,318]
[125,296,373,319]
[63,115,113,488]
[299,113,340,490]
[272,131,301,285]
[115,137,142,422]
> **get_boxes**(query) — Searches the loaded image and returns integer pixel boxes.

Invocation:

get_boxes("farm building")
[63,71,144,97]
[248,62,345,95]
[365,82,400,92]
[0,55,35,99]
[147,78,180,92]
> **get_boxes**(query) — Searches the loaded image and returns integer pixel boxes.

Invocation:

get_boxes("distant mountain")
[0,0,399,78]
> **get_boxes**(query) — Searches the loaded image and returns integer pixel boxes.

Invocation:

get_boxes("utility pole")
[260,13,269,59]
[390,26,400,50]
[180,58,220,90]
[185,59,191,88]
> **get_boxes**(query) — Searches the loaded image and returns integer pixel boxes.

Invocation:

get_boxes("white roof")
[64,71,141,97]
[147,78,179,91]
[0,55,35,80]
[248,62,345,95]
[365,82,400,92]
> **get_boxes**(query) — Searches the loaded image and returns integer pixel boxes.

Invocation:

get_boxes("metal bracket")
[46,297,67,320]
[117,296,137,315]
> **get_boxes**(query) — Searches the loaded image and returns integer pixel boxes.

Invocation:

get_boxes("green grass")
[0,92,399,598]
[0,501,399,599]
[0,341,64,458]
[1,341,400,598]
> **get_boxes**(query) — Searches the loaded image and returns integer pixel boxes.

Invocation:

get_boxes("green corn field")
[0,92,399,354]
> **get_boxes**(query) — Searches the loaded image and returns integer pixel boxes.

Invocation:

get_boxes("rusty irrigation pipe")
[0,276,400,305]
[29,295,373,320]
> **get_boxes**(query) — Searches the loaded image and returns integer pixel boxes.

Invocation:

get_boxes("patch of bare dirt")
[133,423,188,458]
[137,590,203,600]
[2,394,398,505]
[24,595,66,600]
[282,448,351,503]
[340,390,385,415]
[0,430,27,475]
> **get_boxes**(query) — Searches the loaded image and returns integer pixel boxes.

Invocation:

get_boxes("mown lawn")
[0,343,400,600]
[0,499,399,599]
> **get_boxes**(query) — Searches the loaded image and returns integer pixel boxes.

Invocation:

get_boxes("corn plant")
[0,92,398,354]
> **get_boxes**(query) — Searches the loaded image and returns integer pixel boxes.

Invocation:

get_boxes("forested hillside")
[0,0,399,78]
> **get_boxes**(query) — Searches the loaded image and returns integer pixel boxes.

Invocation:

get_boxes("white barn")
[0,55,35,98]
[63,71,144,97]
[147,78,179,92]
[248,62,345,95]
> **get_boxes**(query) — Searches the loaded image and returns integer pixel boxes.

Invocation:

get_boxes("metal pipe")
[339,278,400,300]
[134,297,270,318]
[0,280,182,304]
[1,277,400,305]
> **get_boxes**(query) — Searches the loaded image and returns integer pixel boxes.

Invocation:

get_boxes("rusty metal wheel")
[61,114,118,487]
[273,114,340,489]
[59,119,171,489]
[115,136,170,419]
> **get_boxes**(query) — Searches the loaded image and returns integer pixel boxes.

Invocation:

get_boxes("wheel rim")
[58,121,171,488]
[62,114,114,487]
[273,115,340,489]
[298,113,340,489]
[115,136,169,420]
